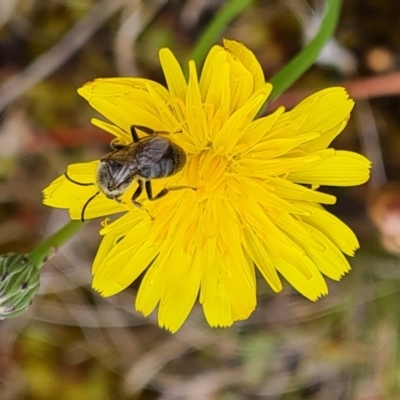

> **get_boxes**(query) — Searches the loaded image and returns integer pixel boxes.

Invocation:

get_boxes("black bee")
[65,125,192,221]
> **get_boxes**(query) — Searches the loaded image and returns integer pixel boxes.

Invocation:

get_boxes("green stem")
[268,0,343,102]
[28,220,87,268]
[186,0,251,74]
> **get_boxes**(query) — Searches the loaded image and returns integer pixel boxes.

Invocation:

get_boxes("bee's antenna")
[65,172,94,187]
[172,119,189,134]
[81,191,100,222]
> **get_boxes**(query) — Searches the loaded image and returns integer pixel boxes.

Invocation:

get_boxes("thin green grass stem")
[268,0,343,102]
[186,0,251,75]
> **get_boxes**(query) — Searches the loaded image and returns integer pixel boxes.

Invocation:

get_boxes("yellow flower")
[43,39,371,332]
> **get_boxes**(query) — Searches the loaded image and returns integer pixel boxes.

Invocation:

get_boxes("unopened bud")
[0,253,40,319]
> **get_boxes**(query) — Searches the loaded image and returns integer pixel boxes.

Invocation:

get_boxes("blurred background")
[0,0,400,399]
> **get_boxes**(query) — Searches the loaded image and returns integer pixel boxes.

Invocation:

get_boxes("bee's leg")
[110,140,127,150]
[131,180,144,207]
[145,181,196,201]
[130,180,154,220]
[130,125,169,142]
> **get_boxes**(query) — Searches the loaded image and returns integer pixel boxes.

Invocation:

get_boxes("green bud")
[0,253,40,319]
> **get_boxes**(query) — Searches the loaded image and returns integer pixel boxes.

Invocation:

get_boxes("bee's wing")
[103,137,169,170]
[136,136,170,168]
[104,143,139,168]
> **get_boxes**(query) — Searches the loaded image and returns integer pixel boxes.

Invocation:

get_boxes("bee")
[65,125,193,221]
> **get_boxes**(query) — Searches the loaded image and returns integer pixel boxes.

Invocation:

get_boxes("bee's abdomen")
[170,143,186,175]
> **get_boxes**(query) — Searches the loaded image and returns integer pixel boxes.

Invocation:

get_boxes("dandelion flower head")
[43,39,371,332]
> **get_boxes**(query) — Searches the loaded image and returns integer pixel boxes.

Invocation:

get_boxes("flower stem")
[268,0,343,101]
[186,0,251,73]
[28,220,87,268]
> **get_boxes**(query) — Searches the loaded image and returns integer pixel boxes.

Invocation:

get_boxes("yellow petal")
[78,79,168,133]
[158,249,201,333]
[203,58,231,135]
[240,200,306,256]
[288,151,371,186]
[135,255,166,317]
[264,177,336,205]
[236,149,335,178]
[231,176,310,215]
[199,45,227,101]
[78,77,169,99]
[89,97,164,134]
[303,223,351,280]
[271,243,316,281]
[236,106,285,147]
[275,256,328,301]
[248,132,321,159]
[219,200,256,287]
[200,248,234,328]
[159,48,187,102]
[186,60,209,145]
[299,118,349,153]
[92,218,156,296]
[225,51,254,113]
[242,227,282,292]
[91,118,131,144]
[272,212,325,253]
[270,87,354,140]
[213,84,272,154]
[93,212,145,274]
[160,192,199,248]
[299,203,359,256]
[144,81,180,131]
[223,39,265,92]
[112,242,159,297]
[43,173,94,209]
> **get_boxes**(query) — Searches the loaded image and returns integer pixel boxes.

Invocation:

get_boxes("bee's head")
[96,159,136,199]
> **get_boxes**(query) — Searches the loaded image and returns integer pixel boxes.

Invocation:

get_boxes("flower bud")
[0,253,40,319]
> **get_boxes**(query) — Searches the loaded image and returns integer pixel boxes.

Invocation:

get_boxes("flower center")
[186,150,229,200]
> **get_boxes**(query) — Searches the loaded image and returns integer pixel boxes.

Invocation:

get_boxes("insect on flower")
[43,40,372,333]
[65,125,192,221]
